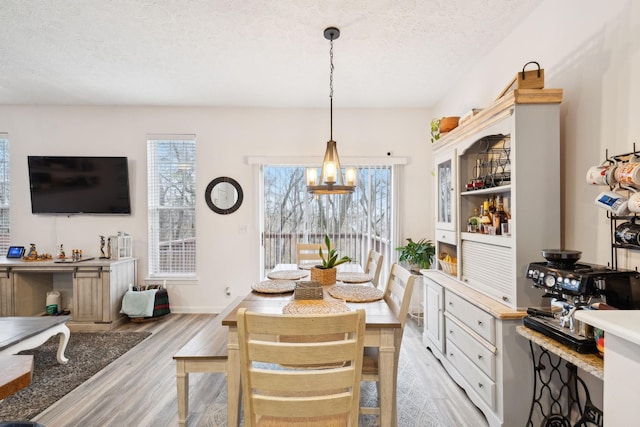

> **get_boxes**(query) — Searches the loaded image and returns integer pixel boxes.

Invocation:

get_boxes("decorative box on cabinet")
[110,234,132,260]
[424,89,563,427]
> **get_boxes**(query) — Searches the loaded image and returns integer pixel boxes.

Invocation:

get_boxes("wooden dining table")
[222,263,402,427]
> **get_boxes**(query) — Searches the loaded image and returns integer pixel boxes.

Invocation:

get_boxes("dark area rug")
[0,331,151,422]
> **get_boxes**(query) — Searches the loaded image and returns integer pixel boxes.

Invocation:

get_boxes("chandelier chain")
[329,39,334,100]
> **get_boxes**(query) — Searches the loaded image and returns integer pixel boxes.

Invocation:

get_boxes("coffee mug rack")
[596,144,640,268]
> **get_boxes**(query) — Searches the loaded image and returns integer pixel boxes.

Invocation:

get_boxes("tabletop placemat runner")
[336,272,373,284]
[267,270,308,280]
[327,284,384,302]
[297,264,315,270]
[251,280,297,294]
[283,300,350,315]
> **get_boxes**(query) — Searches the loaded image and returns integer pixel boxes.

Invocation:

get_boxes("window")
[261,163,396,280]
[147,136,196,277]
[0,135,8,255]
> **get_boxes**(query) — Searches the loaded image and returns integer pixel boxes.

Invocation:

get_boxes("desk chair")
[364,249,383,288]
[360,263,416,419]
[296,242,328,267]
[237,308,366,427]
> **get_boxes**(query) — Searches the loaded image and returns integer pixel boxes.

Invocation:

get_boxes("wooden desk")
[0,354,33,399]
[222,264,401,427]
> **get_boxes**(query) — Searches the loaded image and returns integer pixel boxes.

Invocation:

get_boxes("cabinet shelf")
[461,184,512,196]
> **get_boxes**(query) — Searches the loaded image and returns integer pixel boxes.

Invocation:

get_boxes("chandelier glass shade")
[306,27,356,195]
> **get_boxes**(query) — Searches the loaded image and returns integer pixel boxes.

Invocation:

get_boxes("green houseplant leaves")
[318,235,351,269]
[396,238,436,270]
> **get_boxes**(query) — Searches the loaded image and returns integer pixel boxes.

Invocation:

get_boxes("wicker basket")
[310,267,337,286]
[438,259,458,276]
[294,281,324,300]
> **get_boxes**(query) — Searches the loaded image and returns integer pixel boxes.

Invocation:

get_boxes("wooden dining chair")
[359,263,416,419]
[364,249,384,288]
[296,242,328,267]
[237,308,366,427]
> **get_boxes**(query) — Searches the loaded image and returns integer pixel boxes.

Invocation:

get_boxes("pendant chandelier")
[306,27,356,195]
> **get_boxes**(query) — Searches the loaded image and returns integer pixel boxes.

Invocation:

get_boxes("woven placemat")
[283,300,351,315]
[297,263,315,270]
[327,284,384,302]
[267,270,308,280]
[336,272,373,284]
[251,280,296,294]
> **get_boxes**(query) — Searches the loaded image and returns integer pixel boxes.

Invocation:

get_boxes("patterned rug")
[0,331,151,422]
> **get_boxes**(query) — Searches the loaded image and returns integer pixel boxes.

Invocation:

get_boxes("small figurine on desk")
[99,235,107,259]
[26,243,37,259]
[106,237,112,259]
[58,244,66,260]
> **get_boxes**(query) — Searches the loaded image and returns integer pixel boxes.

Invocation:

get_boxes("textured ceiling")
[0,0,543,108]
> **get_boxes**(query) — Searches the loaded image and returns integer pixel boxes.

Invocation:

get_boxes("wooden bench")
[173,296,242,427]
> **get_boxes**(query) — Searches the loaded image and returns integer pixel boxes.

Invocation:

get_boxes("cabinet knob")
[449,330,453,334]
[478,383,484,388]
[477,320,483,326]
[502,296,509,301]
[477,355,483,360]
[449,353,454,357]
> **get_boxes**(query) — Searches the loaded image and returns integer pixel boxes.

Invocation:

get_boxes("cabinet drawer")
[445,292,495,344]
[435,229,456,245]
[446,340,496,409]
[445,316,496,380]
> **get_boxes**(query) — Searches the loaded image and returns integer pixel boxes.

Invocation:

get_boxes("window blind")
[147,136,196,277]
[0,136,9,255]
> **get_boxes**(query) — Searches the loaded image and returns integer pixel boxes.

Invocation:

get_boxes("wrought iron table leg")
[525,340,603,427]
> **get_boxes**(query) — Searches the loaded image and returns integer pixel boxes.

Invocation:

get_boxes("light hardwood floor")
[33,313,489,427]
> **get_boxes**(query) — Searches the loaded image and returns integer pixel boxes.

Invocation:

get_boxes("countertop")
[575,310,640,346]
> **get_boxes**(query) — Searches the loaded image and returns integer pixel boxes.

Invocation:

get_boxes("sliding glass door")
[261,164,396,280]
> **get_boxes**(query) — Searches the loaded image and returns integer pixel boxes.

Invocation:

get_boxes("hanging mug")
[614,162,640,187]
[586,163,617,186]
[594,190,628,215]
[615,222,640,246]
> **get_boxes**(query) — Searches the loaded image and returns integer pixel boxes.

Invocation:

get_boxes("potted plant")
[430,118,441,143]
[311,235,351,285]
[396,238,436,272]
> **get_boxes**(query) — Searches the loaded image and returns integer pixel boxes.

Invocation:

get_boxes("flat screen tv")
[28,156,132,214]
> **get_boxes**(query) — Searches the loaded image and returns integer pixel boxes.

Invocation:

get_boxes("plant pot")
[310,267,337,286]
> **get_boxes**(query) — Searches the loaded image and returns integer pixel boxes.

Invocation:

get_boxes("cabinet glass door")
[435,150,456,231]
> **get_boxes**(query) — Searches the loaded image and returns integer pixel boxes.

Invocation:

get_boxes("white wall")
[0,106,432,312]
[435,0,640,267]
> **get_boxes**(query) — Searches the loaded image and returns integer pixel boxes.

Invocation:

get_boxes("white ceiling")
[0,0,543,108]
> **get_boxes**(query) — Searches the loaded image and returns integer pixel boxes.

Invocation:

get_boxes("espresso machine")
[524,249,640,353]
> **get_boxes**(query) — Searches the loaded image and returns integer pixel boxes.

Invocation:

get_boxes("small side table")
[517,325,603,427]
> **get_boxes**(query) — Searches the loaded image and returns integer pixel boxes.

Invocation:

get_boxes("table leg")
[379,328,397,427]
[227,326,241,427]
[55,323,70,364]
[175,360,188,427]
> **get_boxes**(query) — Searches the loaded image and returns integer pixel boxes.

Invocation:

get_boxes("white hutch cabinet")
[422,89,562,427]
